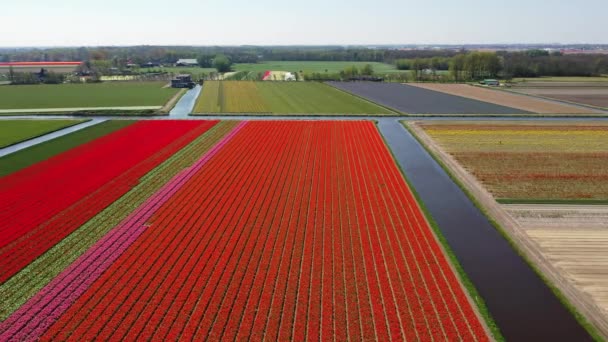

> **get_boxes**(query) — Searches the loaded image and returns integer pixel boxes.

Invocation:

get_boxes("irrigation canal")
[169,85,202,118]
[377,118,593,341]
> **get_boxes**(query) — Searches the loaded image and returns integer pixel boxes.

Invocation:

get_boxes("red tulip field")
[0,120,488,341]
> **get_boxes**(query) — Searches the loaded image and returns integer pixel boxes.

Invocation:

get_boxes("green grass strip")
[376,122,504,341]
[402,121,604,342]
[0,121,132,177]
[0,121,238,320]
[498,198,608,205]
[0,120,87,149]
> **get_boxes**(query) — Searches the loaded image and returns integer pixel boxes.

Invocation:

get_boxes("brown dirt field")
[506,204,608,331]
[515,88,608,96]
[537,95,608,109]
[408,121,608,339]
[409,83,599,114]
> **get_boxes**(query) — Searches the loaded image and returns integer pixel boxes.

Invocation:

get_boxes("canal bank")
[377,118,594,341]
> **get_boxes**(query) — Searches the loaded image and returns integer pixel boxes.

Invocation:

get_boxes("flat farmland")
[511,86,608,109]
[0,120,85,148]
[408,83,598,114]
[193,81,394,115]
[507,204,608,331]
[328,82,529,115]
[408,121,608,338]
[0,121,133,177]
[0,82,179,111]
[233,61,404,74]
[414,121,608,202]
[0,120,490,341]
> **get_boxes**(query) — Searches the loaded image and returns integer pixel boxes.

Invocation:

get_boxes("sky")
[1,0,606,46]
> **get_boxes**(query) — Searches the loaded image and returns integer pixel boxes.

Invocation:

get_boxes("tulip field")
[418,121,608,202]
[0,120,489,341]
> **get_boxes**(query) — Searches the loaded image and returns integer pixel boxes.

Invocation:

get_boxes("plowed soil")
[409,83,599,114]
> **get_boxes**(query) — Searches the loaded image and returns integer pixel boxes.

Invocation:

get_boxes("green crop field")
[0,82,179,110]
[0,120,86,148]
[193,81,395,115]
[0,121,133,177]
[233,61,404,75]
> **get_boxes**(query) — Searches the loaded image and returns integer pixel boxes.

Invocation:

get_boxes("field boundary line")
[0,106,162,114]
[0,119,104,158]
[0,119,88,150]
[485,85,607,114]
[323,82,404,115]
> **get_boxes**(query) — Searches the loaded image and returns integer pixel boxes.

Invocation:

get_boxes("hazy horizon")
[1,0,606,47]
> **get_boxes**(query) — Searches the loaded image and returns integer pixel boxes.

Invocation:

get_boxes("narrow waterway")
[169,85,202,118]
[0,119,105,158]
[377,118,593,341]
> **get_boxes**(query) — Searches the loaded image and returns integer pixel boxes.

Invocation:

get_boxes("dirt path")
[408,121,608,339]
[408,83,599,114]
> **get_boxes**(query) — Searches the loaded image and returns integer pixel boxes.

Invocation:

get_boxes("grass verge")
[0,119,87,149]
[403,121,604,342]
[376,122,504,341]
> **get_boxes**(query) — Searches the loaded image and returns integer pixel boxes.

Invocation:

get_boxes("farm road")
[376,118,594,341]
[329,82,532,114]
[0,119,105,158]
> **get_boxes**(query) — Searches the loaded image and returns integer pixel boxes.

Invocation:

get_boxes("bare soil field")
[328,82,529,114]
[506,204,608,332]
[409,83,598,114]
[510,83,608,109]
[545,95,608,109]
[408,121,608,338]
[506,204,608,229]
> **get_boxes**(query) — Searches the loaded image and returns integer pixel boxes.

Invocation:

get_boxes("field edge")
[322,82,404,115]
[375,121,503,341]
[403,121,604,342]
[0,119,88,149]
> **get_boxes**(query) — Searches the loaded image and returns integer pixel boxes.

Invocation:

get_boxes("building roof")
[176,59,198,64]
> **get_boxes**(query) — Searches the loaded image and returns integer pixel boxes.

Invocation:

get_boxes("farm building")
[175,59,198,67]
[171,74,196,88]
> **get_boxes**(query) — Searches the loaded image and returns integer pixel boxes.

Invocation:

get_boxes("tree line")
[2,46,607,81]
[394,51,608,80]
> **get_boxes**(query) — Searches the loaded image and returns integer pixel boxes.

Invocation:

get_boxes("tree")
[213,55,232,73]
[8,66,15,83]
[449,54,466,81]
[411,59,423,81]
[197,54,214,68]
[341,66,360,79]
[361,64,374,76]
